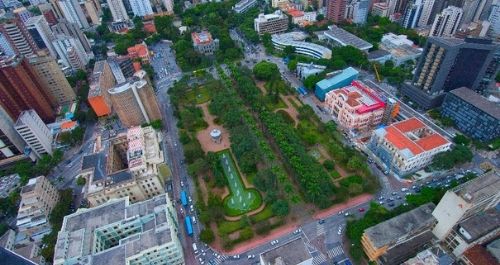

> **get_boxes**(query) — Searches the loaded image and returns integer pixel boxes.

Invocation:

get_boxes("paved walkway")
[314,194,373,220]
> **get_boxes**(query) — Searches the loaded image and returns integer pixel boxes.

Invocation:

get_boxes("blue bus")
[185,216,193,236]
[180,190,188,207]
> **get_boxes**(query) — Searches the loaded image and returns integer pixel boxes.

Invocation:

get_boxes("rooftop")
[323,25,373,51]
[272,32,331,58]
[255,10,286,23]
[0,247,37,265]
[458,208,500,243]
[329,80,386,113]
[316,67,359,90]
[463,245,499,265]
[88,61,108,98]
[452,170,500,204]
[0,174,20,198]
[260,237,313,265]
[82,152,107,181]
[364,203,436,249]
[449,87,500,120]
[127,44,149,58]
[20,177,38,194]
[368,49,391,60]
[191,31,214,45]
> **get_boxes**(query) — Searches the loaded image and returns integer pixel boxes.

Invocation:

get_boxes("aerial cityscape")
[0,0,499,264]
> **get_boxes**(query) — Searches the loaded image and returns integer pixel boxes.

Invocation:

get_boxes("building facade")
[53,194,184,265]
[327,0,347,23]
[0,105,27,166]
[88,60,116,117]
[0,15,39,56]
[25,15,56,58]
[51,34,90,70]
[129,0,154,17]
[402,0,424,28]
[82,126,167,207]
[51,19,92,53]
[14,110,53,158]
[16,176,59,241]
[0,56,56,122]
[108,71,162,127]
[400,37,499,109]
[429,6,463,37]
[233,0,257,14]
[191,31,219,55]
[254,11,289,35]
[28,53,76,105]
[271,32,332,59]
[315,67,359,101]
[107,0,129,22]
[417,0,435,26]
[58,0,90,29]
[368,117,451,176]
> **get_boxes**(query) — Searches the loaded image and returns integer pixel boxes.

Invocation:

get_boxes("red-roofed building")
[286,9,317,26]
[127,43,150,63]
[462,245,499,265]
[191,31,219,55]
[324,80,386,130]
[143,20,156,33]
[368,117,451,176]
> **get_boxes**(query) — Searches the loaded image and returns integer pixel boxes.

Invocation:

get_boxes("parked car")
[358,208,365,212]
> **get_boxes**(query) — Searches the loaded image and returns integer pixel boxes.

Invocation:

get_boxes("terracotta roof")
[127,44,149,58]
[415,134,449,151]
[393,117,425,132]
[385,126,423,155]
[287,9,304,17]
[61,121,77,130]
[463,245,499,265]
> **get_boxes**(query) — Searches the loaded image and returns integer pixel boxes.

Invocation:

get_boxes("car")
[180,181,184,187]
[344,212,350,217]
[199,257,204,264]
[337,229,342,235]
[388,202,395,207]
[293,229,302,234]
[396,196,402,200]
[379,201,384,205]
[188,196,193,203]
[318,219,325,224]
[190,205,194,212]
[378,196,385,201]
[247,255,255,259]
[401,188,409,192]
[358,208,365,212]
[232,255,240,259]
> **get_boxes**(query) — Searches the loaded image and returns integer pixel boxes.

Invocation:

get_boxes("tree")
[287,59,298,71]
[200,228,215,244]
[253,61,279,81]
[283,45,296,57]
[323,160,335,171]
[316,14,325,21]
[271,200,289,216]
[303,74,323,90]
[76,177,86,186]
[149,119,163,130]
[453,134,470,146]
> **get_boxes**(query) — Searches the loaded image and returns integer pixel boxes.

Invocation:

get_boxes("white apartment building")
[58,0,90,29]
[52,34,89,70]
[162,0,174,14]
[53,195,184,265]
[488,0,500,35]
[417,0,435,27]
[107,0,129,22]
[430,6,463,37]
[25,15,56,58]
[14,110,52,158]
[129,0,154,17]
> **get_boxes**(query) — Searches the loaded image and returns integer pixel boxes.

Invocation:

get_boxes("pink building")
[324,81,386,130]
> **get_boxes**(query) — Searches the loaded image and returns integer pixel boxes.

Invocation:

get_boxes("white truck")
[192,243,198,254]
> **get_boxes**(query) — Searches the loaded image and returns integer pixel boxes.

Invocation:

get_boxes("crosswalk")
[316,223,325,236]
[212,255,228,265]
[312,253,328,265]
[327,245,344,259]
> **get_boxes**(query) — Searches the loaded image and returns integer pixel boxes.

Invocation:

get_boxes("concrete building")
[28,53,76,105]
[51,19,92,53]
[272,32,332,59]
[327,0,347,23]
[380,33,422,65]
[58,0,90,29]
[52,34,90,70]
[432,171,500,257]
[88,60,116,117]
[107,0,129,22]
[417,0,435,26]
[315,67,359,101]
[324,80,386,131]
[361,203,436,265]
[53,194,184,265]
[0,15,40,57]
[127,43,151,62]
[81,126,168,207]
[402,0,424,29]
[400,37,499,109]
[352,0,370,24]
[368,117,451,175]
[13,7,33,24]
[318,25,373,52]
[129,0,154,17]
[15,110,53,158]
[84,0,101,25]
[191,31,219,55]
[488,0,500,36]
[287,9,317,27]
[25,16,56,58]
[259,237,313,265]
[372,2,390,17]
[430,6,463,37]
[162,0,173,14]
[108,55,134,81]
[368,49,393,64]
[16,176,59,241]
[0,55,56,122]
[0,32,15,56]
[0,174,20,198]
[271,0,288,8]
[233,0,257,14]
[461,0,487,27]
[38,2,60,25]
[254,11,289,35]
[441,87,500,142]
[296,62,327,80]
[0,105,29,166]
[402,246,454,265]
[108,71,162,127]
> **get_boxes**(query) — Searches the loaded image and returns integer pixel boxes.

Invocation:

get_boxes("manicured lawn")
[219,150,262,216]
[158,164,172,181]
[186,86,211,104]
[218,220,244,235]
[250,205,274,223]
[265,97,287,111]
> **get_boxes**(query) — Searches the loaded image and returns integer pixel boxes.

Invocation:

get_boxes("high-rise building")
[0,105,28,166]
[14,110,53,158]
[429,6,463,37]
[84,0,101,25]
[254,11,289,35]
[88,60,116,117]
[417,0,435,26]
[57,0,90,29]
[353,0,369,24]
[162,0,173,14]
[107,0,129,22]
[489,0,500,35]
[461,0,487,26]
[13,7,33,24]
[53,194,184,265]
[400,37,499,108]
[51,19,92,52]
[0,33,15,56]
[402,0,424,28]
[327,0,347,23]
[108,71,161,127]
[16,175,59,241]
[25,16,56,58]
[0,15,40,57]
[129,0,154,17]
[38,3,59,26]
[28,53,76,105]
[49,0,65,20]
[52,34,89,70]
[0,56,56,122]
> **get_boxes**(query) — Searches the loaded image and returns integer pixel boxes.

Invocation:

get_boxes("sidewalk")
[314,194,373,220]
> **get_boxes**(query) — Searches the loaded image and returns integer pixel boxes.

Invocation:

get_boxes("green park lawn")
[219,150,262,216]
[186,86,211,104]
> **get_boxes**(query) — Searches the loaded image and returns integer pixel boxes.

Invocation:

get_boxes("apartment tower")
[327,0,347,23]
[14,110,53,157]
[430,6,463,37]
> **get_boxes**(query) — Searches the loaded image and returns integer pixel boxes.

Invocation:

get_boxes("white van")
[192,243,198,254]
[192,216,197,224]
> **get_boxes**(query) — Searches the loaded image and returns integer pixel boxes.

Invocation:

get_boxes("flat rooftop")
[323,25,373,51]
[449,87,500,120]
[88,61,108,98]
[364,203,436,248]
[316,67,359,90]
[452,170,500,204]
[260,237,312,265]
[458,208,500,243]
[82,152,107,181]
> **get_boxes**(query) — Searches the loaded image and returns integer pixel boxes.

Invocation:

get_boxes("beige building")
[81,126,167,207]
[84,0,101,25]
[254,11,289,35]
[108,70,162,127]
[29,53,76,105]
[16,176,59,241]
[53,194,184,265]
[88,60,116,116]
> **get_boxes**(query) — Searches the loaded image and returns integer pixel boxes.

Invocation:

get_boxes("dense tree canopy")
[253,61,280,81]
